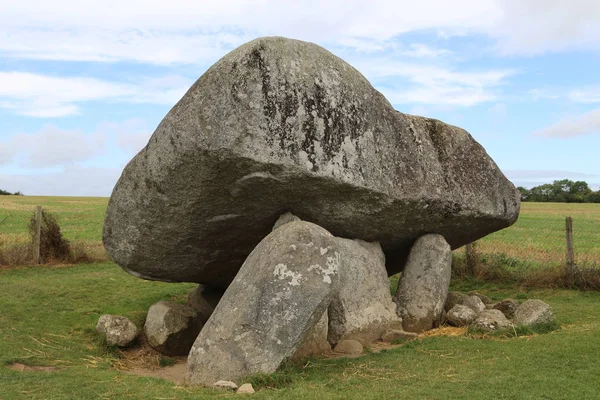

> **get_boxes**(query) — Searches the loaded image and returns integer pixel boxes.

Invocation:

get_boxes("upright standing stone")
[328,239,401,345]
[393,234,452,332]
[186,221,341,386]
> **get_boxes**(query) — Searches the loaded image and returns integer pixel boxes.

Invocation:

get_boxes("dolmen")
[103,36,520,386]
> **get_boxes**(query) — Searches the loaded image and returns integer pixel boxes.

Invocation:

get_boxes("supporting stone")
[393,234,452,333]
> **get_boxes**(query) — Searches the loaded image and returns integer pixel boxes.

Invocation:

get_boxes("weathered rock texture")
[103,36,520,288]
[472,309,512,331]
[514,300,554,326]
[144,301,202,356]
[446,305,478,327]
[445,292,469,312]
[188,284,223,323]
[186,221,341,386]
[96,315,138,347]
[291,311,330,362]
[394,234,452,332]
[328,239,401,345]
[333,339,364,356]
[493,299,519,319]
[463,295,486,313]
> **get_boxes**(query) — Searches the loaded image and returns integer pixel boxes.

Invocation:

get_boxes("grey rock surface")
[328,239,401,345]
[96,315,139,347]
[144,301,202,356]
[444,292,469,312]
[236,383,255,394]
[188,284,223,323]
[333,339,364,356]
[103,36,520,288]
[186,221,341,386]
[291,311,330,362]
[272,212,301,230]
[380,329,418,343]
[493,299,520,319]
[214,381,238,390]
[514,299,554,326]
[463,295,486,313]
[446,304,478,327]
[469,291,493,304]
[471,309,512,331]
[393,234,452,332]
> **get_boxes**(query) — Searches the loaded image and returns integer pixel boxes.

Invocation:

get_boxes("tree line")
[0,189,24,196]
[517,179,600,203]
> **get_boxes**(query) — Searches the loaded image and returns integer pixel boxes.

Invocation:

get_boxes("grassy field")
[1,196,598,267]
[1,262,599,399]
[1,197,599,398]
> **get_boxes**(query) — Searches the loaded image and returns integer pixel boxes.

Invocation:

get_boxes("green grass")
[2,198,599,268]
[0,196,108,244]
[1,262,599,399]
[477,202,600,266]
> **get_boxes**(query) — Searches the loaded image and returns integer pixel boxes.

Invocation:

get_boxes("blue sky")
[1,0,599,196]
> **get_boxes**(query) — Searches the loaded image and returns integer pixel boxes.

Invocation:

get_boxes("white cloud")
[533,108,600,138]
[0,165,121,196]
[98,119,153,154]
[401,44,452,58]
[1,0,596,65]
[2,125,106,168]
[358,62,515,106]
[491,0,600,55]
[505,170,599,180]
[0,72,192,117]
[568,88,600,103]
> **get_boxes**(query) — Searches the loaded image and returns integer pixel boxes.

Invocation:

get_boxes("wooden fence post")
[465,242,475,276]
[33,206,42,264]
[565,216,575,286]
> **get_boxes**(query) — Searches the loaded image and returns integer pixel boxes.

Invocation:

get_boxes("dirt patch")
[113,336,187,384]
[8,362,59,372]
[122,362,187,385]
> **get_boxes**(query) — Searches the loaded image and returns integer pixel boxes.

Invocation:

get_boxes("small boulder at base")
[291,311,330,362]
[514,300,554,326]
[328,239,401,345]
[446,305,478,327]
[394,234,452,332]
[186,221,341,386]
[493,299,520,319]
[237,383,255,394]
[214,381,238,390]
[463,295,486,313]
[333,339,364,356]
[144,301,202,356]
[96,315,138,347]
[471,309,512,331]
[469,291,493,304]
[380,329,418,343]
[188,284,223,323]
[444,292,469,312]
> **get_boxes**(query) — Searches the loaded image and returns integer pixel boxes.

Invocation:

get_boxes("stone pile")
[101,36,521,387]
[444,292,555,331]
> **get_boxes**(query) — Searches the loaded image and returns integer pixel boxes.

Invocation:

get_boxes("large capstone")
[186,221,341,386]
[103,36,520,288]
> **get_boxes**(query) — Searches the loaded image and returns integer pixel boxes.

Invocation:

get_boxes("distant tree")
[584,190,600,203]
[523,179,598,203]
[516,186,530,201]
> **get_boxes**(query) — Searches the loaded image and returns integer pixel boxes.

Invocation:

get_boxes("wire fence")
[464,208,600,270]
